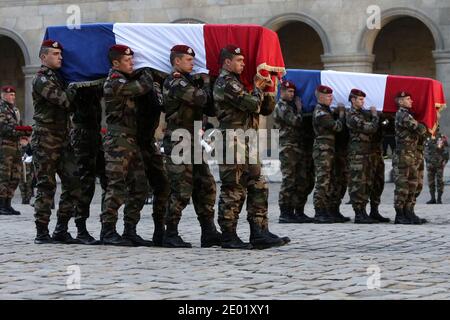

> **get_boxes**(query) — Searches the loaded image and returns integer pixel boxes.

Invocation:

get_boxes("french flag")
[44,23,286,93]
[285,69,446,132]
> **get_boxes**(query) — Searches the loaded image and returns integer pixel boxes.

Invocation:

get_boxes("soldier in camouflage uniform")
[273,80,314,223]
[162,45,221,248]
[312,85,345,223]
[393,91,428,224]
[0,86,23,215]
[213,45,287,249]
[135,67,170,247]
[19,136,34,205]
[31,40,81,244]
[425,126,449,204]
[346,89,379,223]
[100,44,154,246]
[411,131,429,219]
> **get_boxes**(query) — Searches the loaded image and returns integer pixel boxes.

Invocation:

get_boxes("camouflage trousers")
[279,144,303,208]
[19,161,34,202]
[412,151,424,206]
[329,150,349,208]
[427,165,445,194]
[348,153,372,209]
[297,147,315,208]
[101,133,148,225]
[0,140,21,199]
[141,142,170,225]
[369,151,385,206]
[31,126,81,225]
[70,128,107,221]
[393,149,417,209]
[312,146,334,210]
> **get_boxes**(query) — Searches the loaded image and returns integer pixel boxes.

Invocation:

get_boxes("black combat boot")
[437,192,443,204]
[278,206,300,223]
[200,220,222,248]
[221,229,252,250]
[261,220,290,244]
[152,219,165,247]
[313,208,335,224]
[404,207,426,225]
[75,218,99,245]
[34,222,53,244]
[354,208,377,224]
[52,217,77,243]
[162,223,192,248]
[329,206,351,223]
[122,223,153,247]
[0,198,13,215]
[249,221,284,250]
[394,207,412,224]
[100,222,134,246]
[427,191,436,204]
[294,205,315,223]
[4,198,20,215]
[369,205,391,223]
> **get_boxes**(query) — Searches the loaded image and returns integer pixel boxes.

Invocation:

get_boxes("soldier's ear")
[112,60,120,68]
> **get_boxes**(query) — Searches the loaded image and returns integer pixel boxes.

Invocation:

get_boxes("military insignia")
[401,92,406,97]
[235,47,241,54]
[231,83,241,91]
[179,80,187,87]
[187,48,193,54]
[52,42,59,48]
[118,79,127,84]
[125,48,131,55]
[111,73,121,79]
[316,110,327,117]
[40,76,47,83]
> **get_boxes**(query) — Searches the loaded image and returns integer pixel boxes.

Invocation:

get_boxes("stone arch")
[264,13,331,54]
[0,27,31,66]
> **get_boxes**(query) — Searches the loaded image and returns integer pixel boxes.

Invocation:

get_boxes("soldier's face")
[281,88,295,101]
[42,48,63,69]
[352,96,365,109]
[318,93,333,106]
[175,55,194,73]
[2,92,15,105]
[113,55,134,75]
[400,96,413,108]
[227,55,245,74]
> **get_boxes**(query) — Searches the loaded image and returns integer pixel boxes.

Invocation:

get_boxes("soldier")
[411,129,429,219]
[31,40,82,244]
[393,91,428,224]
[135,67,170,246]
[19,136,34,205]
[100,44,154,246]
[0,85,23,215]
[273,80,314,223]
[425,126,449,204]
[162,45,221,248]
[312,85,345,223]
[70,80,106,245]
[213,45,287,249]
[346,89,379,223]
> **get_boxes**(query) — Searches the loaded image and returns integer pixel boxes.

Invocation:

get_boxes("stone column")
[433,50,450,137]
[321,53,375,73]
[21,65,40,125]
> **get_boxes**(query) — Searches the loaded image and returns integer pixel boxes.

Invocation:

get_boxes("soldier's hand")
[370,106,378,116]
[200,73,210,85]
[254,76,270,90]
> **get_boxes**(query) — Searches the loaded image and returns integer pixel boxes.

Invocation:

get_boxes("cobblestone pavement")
[0,182,449,300]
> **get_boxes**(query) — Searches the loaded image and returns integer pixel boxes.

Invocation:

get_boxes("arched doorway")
[373,17,436,78]
[0,35,25,120]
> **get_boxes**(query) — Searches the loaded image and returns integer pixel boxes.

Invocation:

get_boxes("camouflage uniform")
[0,99,22,214]
[18,143,34,204]
[162,70,219,247]
[393,106,427,223]
[297,114,315,210]
[425,131,449,202]
[312,103,345,221]
[101,68,153,229]
[213,68,285,249]
[412,134,427,207]
[31,65,80,230]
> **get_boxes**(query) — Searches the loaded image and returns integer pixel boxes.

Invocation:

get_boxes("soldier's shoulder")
[106,69,127,84]
[313,105,328,118]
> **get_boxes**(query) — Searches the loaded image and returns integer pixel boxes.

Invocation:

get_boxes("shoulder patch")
[111,73,121,79]
[179,80,188,87]
[40,76,47,83]
[315,110,327,117]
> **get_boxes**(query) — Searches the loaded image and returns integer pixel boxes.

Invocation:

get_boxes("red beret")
[316,85,333,94]
[281,80,296,91]
[396,91,412,99]
[171,45,195,57]
[350,88,366,97]
[1,85,16,93]
[223,44,244,56]
[41,39,63,50]
[109,44,134,56]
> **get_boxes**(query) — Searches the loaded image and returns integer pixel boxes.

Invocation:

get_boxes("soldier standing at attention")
[393,91,428,224]
[100,44,154,246]
[273,80,314,223]
[346,89,379,223]
[312,85,345,223]
[31,40,80,244]
[0,86,23,215]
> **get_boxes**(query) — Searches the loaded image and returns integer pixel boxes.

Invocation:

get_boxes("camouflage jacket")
[273,98,302,144]
[71,85,103,131]
[32,65,72,129]
[312,103,344,149]
[213,69,264,130]
[394,107,427,152]
[346,106,379,154]
[425,133,449,167]
[163,70,212,133]
[0,99,21,141]
[103,68,153,136]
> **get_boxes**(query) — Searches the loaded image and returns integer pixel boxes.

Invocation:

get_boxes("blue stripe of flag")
[283,69,321,113]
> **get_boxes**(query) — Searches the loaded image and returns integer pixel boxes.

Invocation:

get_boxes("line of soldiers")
[27,39,288,249]
[275,83,445,225]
